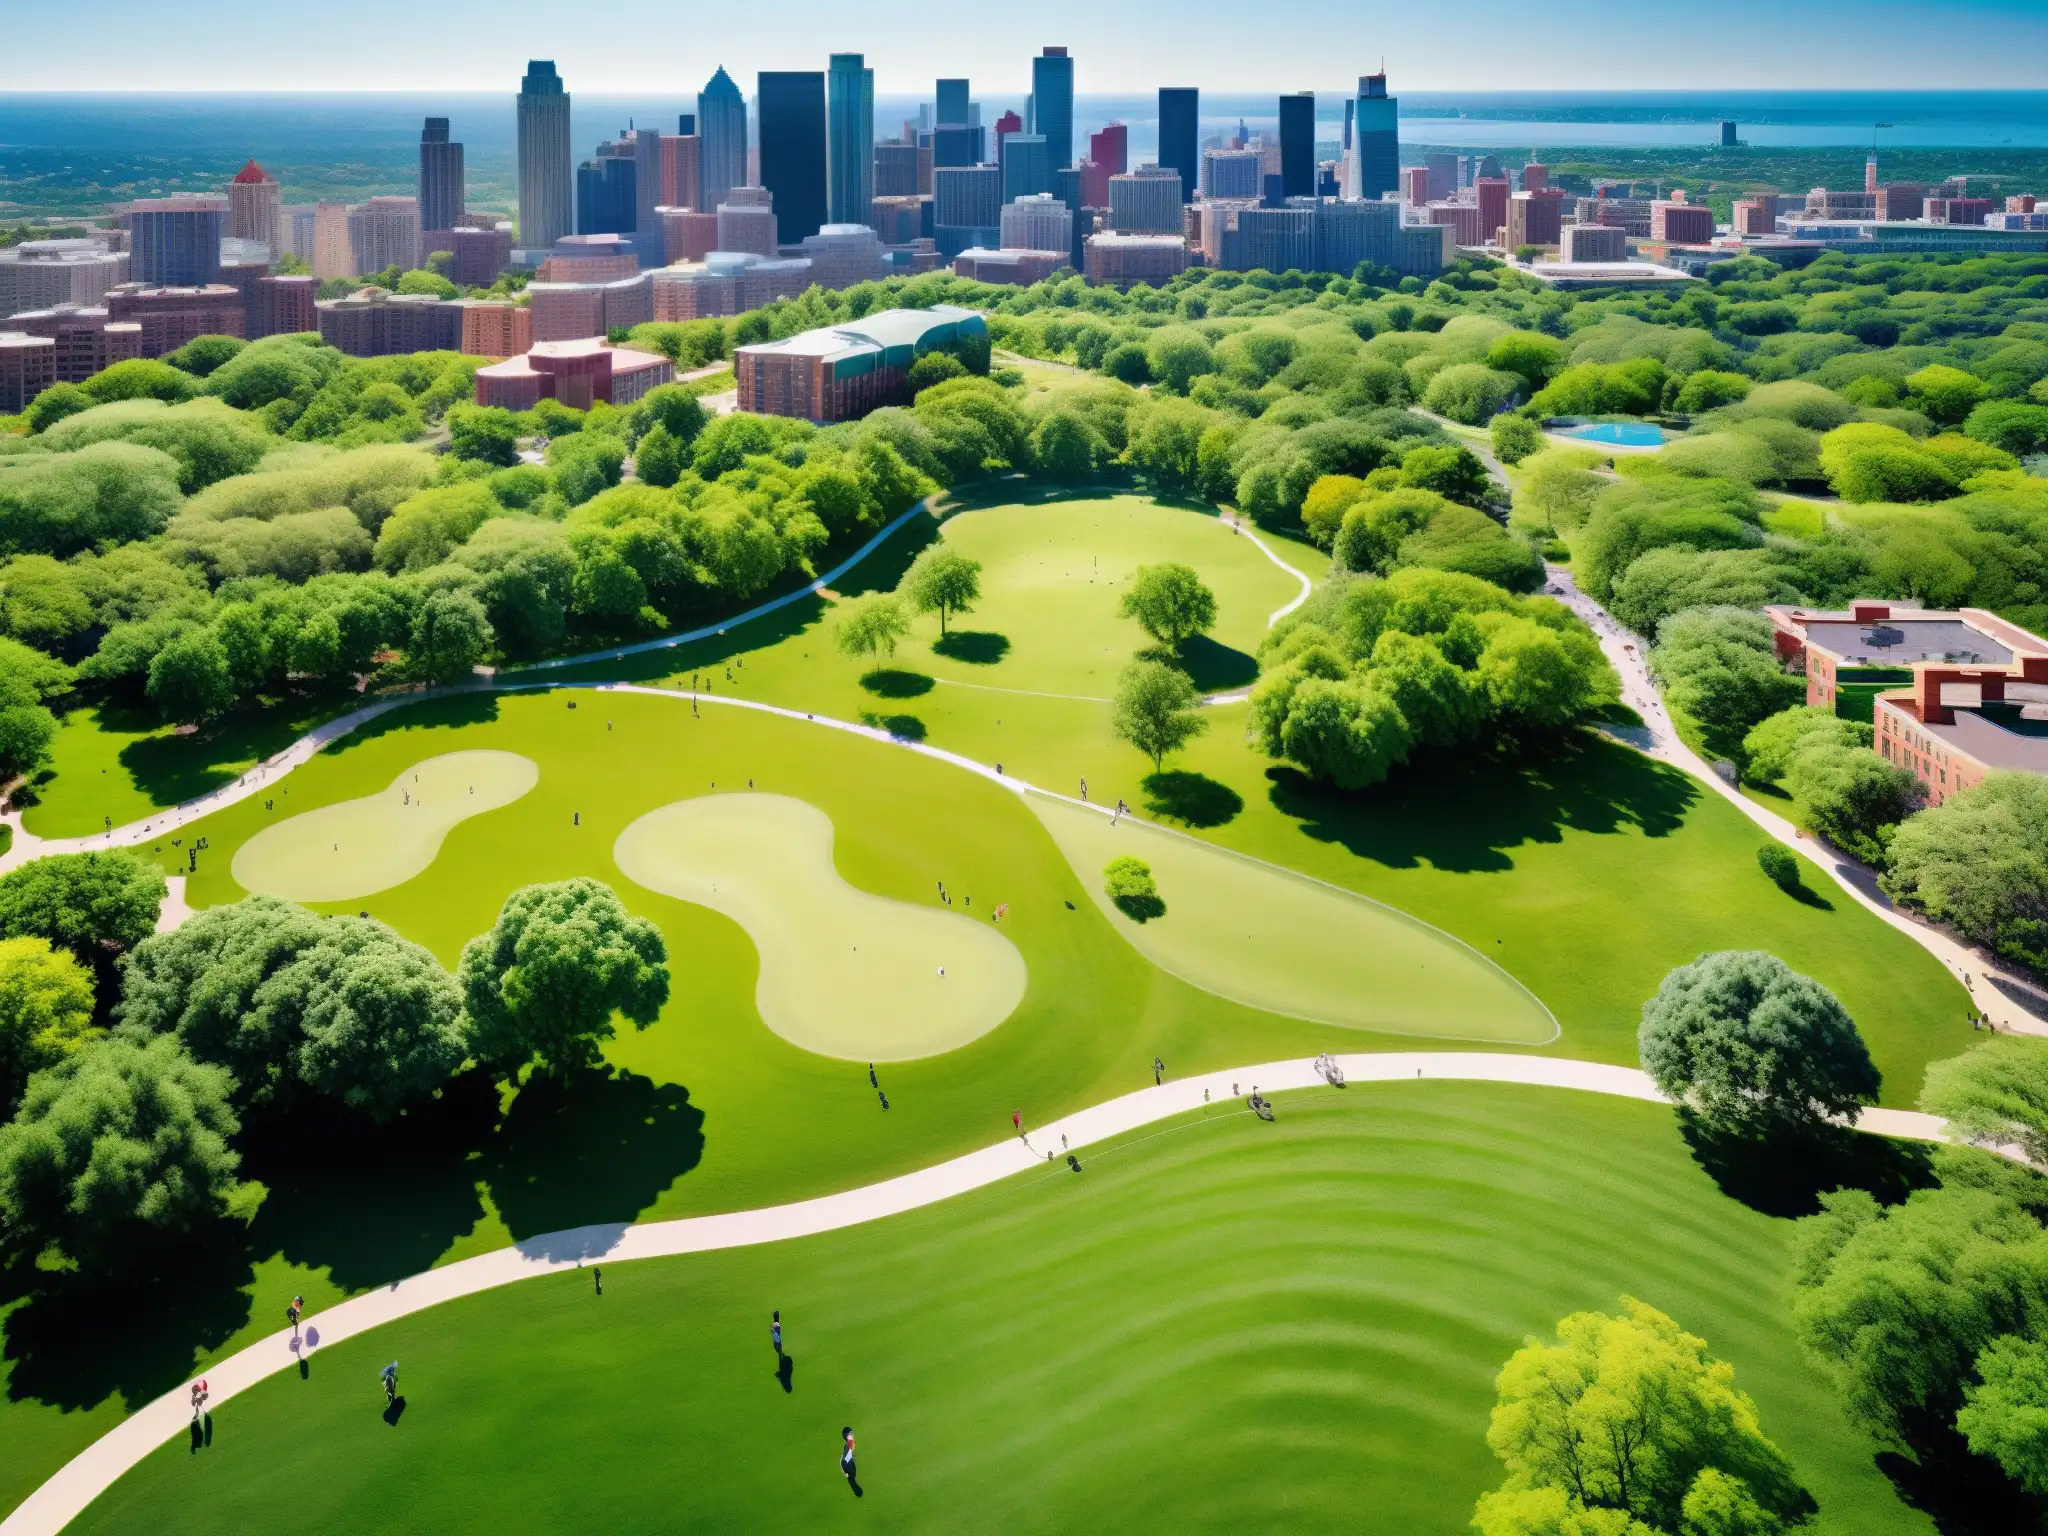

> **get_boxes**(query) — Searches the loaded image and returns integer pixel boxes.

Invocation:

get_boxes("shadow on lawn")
[1177,635,1258,693]
[1269,734,1698,875]
[931,631,1009,666]
[1675,1112,1935,1220]
[1142,770,1243,829]
[1876,1428,2048,1536]
[861,668,934,698]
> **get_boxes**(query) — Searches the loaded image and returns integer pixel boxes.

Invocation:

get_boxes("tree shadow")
[831,516,939,598]
[860,712,926,743]
[2,1222,256,1413]
[1876,1424,2046,1536]
[239,1075,497,1293]
[1779,878,1835,912]
[931,631,1010,666]
[1141,770,1244,829]
[1111,892,1165,922]
[478,1067,706,1240]
[1268,733,1698,875]
[330,691,502,755]
[1675,1112,1937,1220]
[1178,634,1258,693]
[860,668,934,698]
[111,692,347,806]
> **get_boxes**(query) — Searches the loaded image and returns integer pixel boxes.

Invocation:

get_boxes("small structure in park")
[1768,600,2048,806]
[473,337,674,412]
[732,305,986,423]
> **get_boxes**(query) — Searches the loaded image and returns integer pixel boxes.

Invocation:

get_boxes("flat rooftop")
[1801,618,2015,668]
[1885,683,2048,773]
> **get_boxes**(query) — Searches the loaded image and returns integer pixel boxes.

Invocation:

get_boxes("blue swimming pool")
[1564,422,1666,447]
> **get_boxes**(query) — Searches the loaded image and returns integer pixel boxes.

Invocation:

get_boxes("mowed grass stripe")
[71,1086,1921,1536]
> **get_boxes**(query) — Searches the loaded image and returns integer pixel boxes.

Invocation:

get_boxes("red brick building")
[473,339,674,411]
[103,283,245,356]
[5,305,144,381]
[734,305,985,423]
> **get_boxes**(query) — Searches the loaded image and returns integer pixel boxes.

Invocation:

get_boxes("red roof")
[231,159,272,186]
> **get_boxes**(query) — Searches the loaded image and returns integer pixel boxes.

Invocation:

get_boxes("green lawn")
[68,1085,1930,1536]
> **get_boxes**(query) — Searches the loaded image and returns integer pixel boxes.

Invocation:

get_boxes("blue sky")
[6,0,2045,91]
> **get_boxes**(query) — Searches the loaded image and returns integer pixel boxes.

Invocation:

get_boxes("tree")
[1491,414,1543,466]
[1422,363,1522,425]
[1787,742,1919,867]
[1401,443,1494,506]
[1962,399,2048,456]
[146,627,234,723]
[1755,843,1800,892]
[634,422,684,487]
[1919,1034,2048,1167]
[0,1034,239,1263]
[25,383,93,434]
[0,850,166,982]
[835,593,912,667]
[1476,1297,1804,1536]
[410,588,493,683]
[1957,1335,2048,1495]
[1145,329,1219,394]
[902,545,982,636]
[0,936,96,1113]
[1674,370,1754,414]
[1882,772,2048,973]
[1904,363,1989,426]
[1102,855,1163,921]
[1740,707,1867,787]
[1110,658,1208,770]
[1027,409,1107,481]
[447,404,521,466]
[907,352,967,395]
[1119,562,1217,651]
[1638,950,1880,1136]
[458,878,669,1076]
[164,334,245,379]
[1101,342,1152,385]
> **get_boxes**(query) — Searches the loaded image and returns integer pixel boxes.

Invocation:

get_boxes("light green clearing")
[1028,793,1558,1044]
[229,750,539,902]
[612,793,1027,1060]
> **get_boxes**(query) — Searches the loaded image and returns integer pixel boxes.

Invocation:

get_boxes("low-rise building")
[254,274,318,338]
[1559,223,1628,263]
[460,301,533,357]
[103,283,246,356]
[473,339,674,411]
[0,332,58,412]
[449,224,513,286]
[0,239,130,318]
[315,288,463,356]
[1768,600,2048,806]
[526,274,652,342]
[952,248,1068,285]
[651,253,815,321]
[657,207,721,265]
[5,305,144,381]
[801,224,886,289]
[734,304,985,422]
[1083,232,1188,287]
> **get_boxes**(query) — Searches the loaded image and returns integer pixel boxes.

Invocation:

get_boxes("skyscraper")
[1351,72,1399,203]
[419,118,465,236]
[936,78,970,129]
[517,62,573,251]
[1030,47,1074,170]
[827,53,875,228]
[632,127,663,233]
[1158,88,1198,204]
[699,67,748,217]
[127,198,225,286]
[577,154,637,237]
[1278,94,1315,199]
[227,161,283,261]
[1003,136,1052,201]
[759,71,828,245]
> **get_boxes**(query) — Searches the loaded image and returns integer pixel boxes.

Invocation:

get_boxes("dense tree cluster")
[1248,567,1617,790]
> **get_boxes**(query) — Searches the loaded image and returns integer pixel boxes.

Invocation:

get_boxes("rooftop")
[1881,684,2048,773]
[231,160,273,186]
[1772,604,2046,669]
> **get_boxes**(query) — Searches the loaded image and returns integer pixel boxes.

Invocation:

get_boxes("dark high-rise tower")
[936,78,970,128]
[699,67,748,214]
[1158,87,1199,204]
[1278,93,1314,199]
[418,118,465,235]
[1030,47,1074,170]
[758,71,828,244]
[827,53,875,227]
[517,61,573,250]
[577,151,636,236]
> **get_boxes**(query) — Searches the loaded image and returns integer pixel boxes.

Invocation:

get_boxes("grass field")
[67,1085,1933,1536]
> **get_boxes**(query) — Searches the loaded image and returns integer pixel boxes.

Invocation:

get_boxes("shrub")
[1490,414,1542,466]
[1756,842,1800,890]
[1102,856,1163,921]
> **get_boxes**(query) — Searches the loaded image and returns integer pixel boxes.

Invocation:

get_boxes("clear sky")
[6,0,2046,92]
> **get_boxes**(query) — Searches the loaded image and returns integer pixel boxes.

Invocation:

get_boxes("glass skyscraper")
[1157,87,1199,204]
[418,118,465,234]
[1029,48,1074,170]
[517,61,573,251]
[759,71,828,244]
[698,67,748,215]
[1278,93,1315,200]
[827,53,874,228]
[1351,73,1399,203]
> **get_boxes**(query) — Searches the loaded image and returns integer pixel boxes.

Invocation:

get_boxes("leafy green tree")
[1027,409,1108,481]
[1475,1297,1804,1536]
[634,422,684,487]
[1920,1034,2048,1167]
[145,627,235,723]
[1144,329,1219,394]
[1755,843,1800,891]
[1490,414,1543,466]
[1648,608,1804,750]
[1513,452,1606,535]
[1957,1335,2048,1494]
[394,268,458,299]
[902,545,982,636]
[1904,363,1989,426]
[1484,332,1568,392]
[1638,950,1880,1135]
[79,358,199,405]
[0,1034,239,1263]
[1674,371,1754,414]
[1882,773,2048,972]
[1741,707,1866,786]
[409,588,492,682]
[1102,855,1163,921]
[1421,363,1522,425]
[25,383,92,433]
[1401,443,1493,505]
[632,384,708,447]
[0,935,96,1113]
[1119,562,1217,651]
[1787,741,1919,866]
[835,593,912,666]
[458,878,670,1076]
[163,335,245,379]
[0,645,59,780]
[907,352,967,395]
[1110,658,1208,770]
[1101,342,1152,385]
[1962,399,2048,456]
[0,850,166,978]
[447,404,521,466]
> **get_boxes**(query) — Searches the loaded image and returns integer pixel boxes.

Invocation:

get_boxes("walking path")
[0,1050,1962,1536]
[1545,563,2048,1035]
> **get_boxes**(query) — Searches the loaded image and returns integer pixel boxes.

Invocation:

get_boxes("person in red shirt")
[840,1426,857,1484]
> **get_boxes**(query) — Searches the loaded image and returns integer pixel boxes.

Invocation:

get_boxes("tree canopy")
[0,935,97,1114]
[902,545,982,636]
[1110,658,1208,770]
[1118,562,1218,651]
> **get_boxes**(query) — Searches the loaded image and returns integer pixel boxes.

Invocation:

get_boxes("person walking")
[1011,1108,1021,1137]
[287,1295,303,1339]
[381,1361,399,1404]
[771,1311,783,1356]
[841,1426,858,1485]
[868,1063,878,1089]
[1153,1055,1164,1086]
[593,1266,602,1295]
[190,1379,208,1422]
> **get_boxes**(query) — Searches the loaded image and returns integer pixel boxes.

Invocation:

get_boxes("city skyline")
[6,0,2048,92]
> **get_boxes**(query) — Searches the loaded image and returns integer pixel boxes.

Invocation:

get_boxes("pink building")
[1474,178,1510,244]
[1926,198,1991,226]
[1084,123,1128,206]
[953,248,1068,284]
[1427,202,1485,245]
[1082,233,1187,287]
[1402,166,1429,204]
[460,302,533,357]
[474,339,673,411]
[1732,196,1779,236]
[1651,199,1714,243]
[658,208,720,264]
[0,332,57,413]
[4,305,143,382]
[1522,162,1549,191]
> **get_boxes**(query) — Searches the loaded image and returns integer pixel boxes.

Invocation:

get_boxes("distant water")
[1,89,2042,167]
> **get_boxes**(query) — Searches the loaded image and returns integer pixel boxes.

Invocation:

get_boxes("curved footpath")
[1544,563,2048,1037]
[0,1051,1956,1536]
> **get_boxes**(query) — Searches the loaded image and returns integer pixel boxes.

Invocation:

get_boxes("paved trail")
[0,1051,1957,1536]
